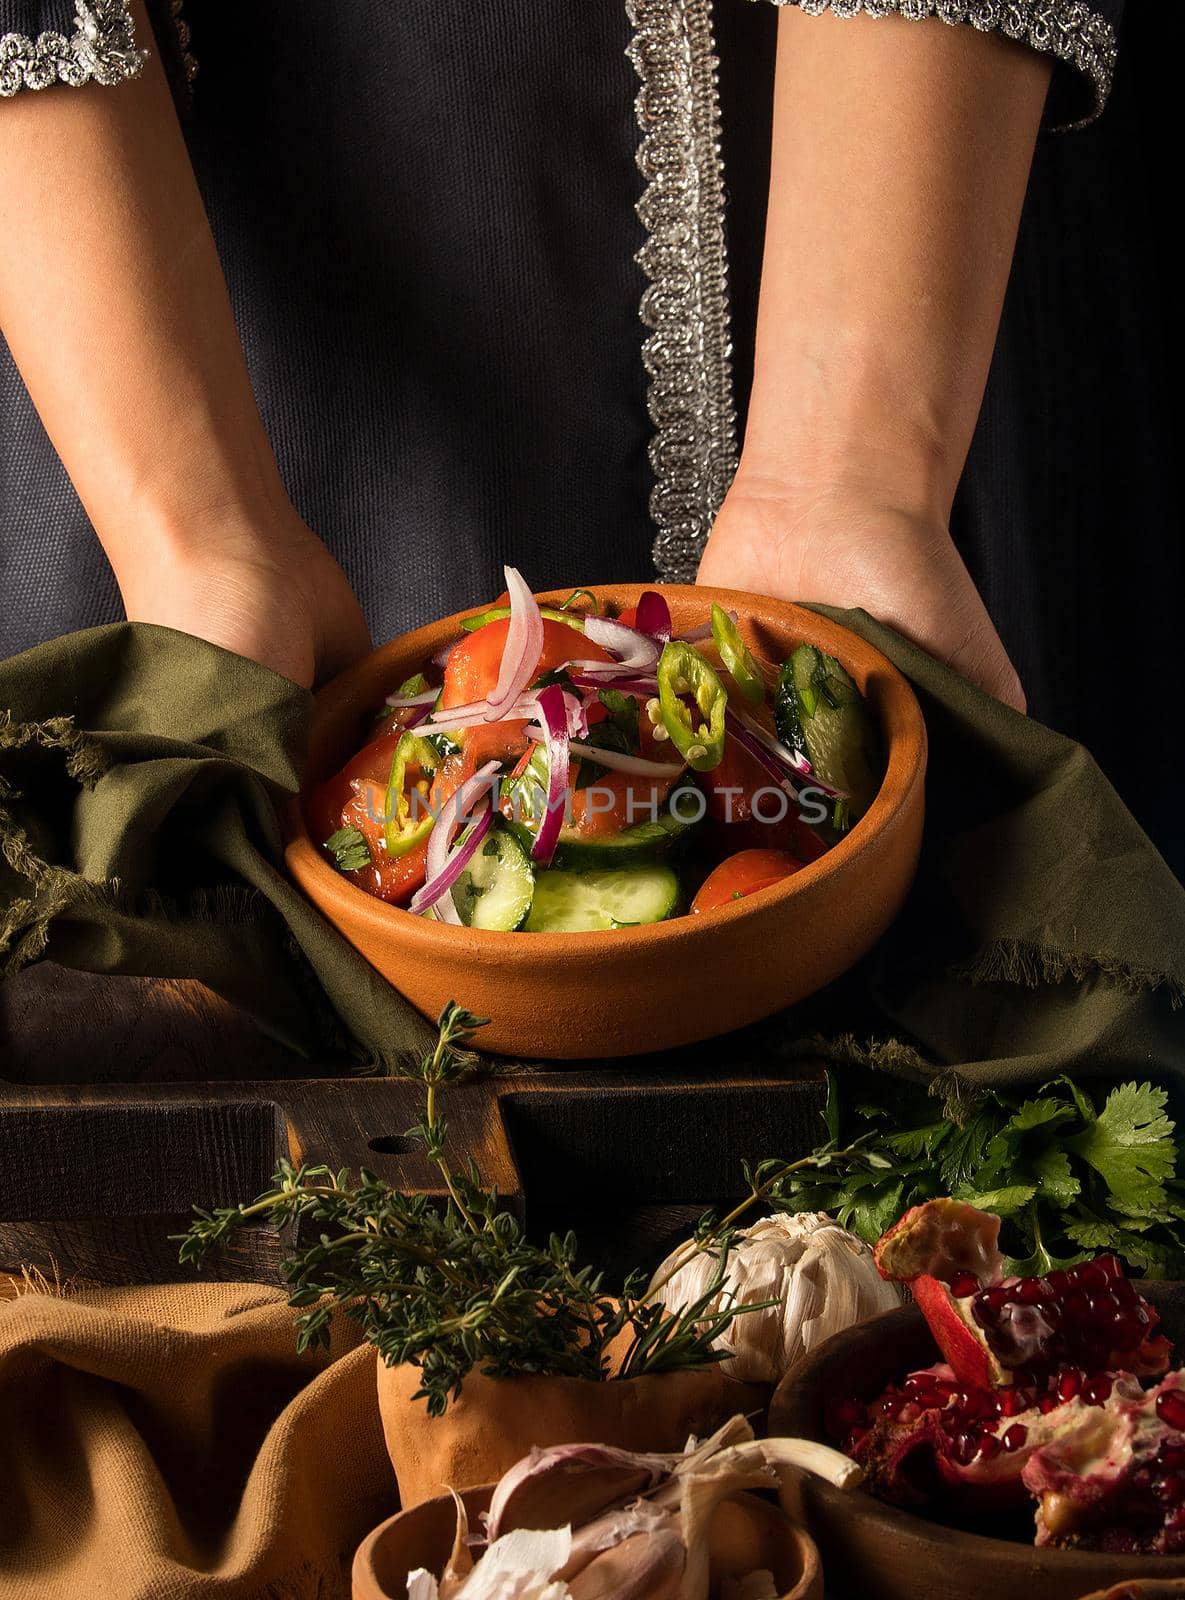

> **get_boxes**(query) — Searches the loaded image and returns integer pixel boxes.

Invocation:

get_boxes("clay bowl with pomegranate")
[769,1287,1185,1600]
[352,1482,823,1600]
[285,584,927,1058]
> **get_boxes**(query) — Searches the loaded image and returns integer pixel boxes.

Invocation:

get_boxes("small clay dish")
[769,1286,1185,1600]
[352,1483,823,1600]
[285,585,927,1058]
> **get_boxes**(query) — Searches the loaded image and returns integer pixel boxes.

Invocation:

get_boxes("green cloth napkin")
[1,618,1181,1085]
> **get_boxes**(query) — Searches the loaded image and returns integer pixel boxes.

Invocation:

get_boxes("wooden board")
[0,966,829,1285]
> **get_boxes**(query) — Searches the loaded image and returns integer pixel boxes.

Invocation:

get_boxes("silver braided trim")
[170,0,197,86]
[752,0,1117,130]
[0,0,144,97]
[626,0,740,585]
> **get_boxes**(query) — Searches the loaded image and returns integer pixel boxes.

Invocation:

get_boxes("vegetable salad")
[309,571,885,932]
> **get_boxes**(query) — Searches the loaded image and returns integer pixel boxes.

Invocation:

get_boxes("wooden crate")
[0,967,828,1285]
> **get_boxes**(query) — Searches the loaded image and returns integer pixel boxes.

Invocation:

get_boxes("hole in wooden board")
[367,1134,417,1156]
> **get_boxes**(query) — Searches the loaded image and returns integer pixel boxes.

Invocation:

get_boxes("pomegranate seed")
[1001,1424,1029,1452]
[951,1433,977,1466]
[1156,1475,1185,1506]
[975,1433,1002,1462]
[949,1271,980,1298]
[1047,1269,1070,1293]
[1159,1443,1185,1472]
[1013,1278,1049,1306]
[1039,1396,1057,1413]
[1075,1260,1111,1290]
[1096,1253,1124,1281]
[1157,1391,1185,1432]
[1062,1290,1090,1323]
[1083,1374,1113,1405]
[1057,1371,1082,1402]
[996,1388,1029,1417]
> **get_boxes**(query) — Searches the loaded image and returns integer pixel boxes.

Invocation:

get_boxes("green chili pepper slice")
[710,603,764,705]
[459,604,584,634]
[656,641,728,772]
[383,732,440,855]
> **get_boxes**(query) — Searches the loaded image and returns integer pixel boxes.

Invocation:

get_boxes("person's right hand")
[113,507,372,690]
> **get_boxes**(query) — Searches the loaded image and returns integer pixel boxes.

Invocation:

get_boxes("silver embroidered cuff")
[0,0,145,99]
[749,0,1118,130]
[626,0,741,585]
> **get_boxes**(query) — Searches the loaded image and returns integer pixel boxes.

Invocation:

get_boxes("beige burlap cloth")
[0,1280,394,1600]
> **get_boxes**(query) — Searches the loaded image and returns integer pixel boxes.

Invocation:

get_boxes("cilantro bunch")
[771,1070,1185,1278]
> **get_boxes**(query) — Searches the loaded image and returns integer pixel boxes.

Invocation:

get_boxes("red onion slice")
[581,615,661,670]
[530,684,571,866]
[383,687,439,708]
[731,707,845,798]
[408,760,502,920]
[567,672,659,697]
[568,743,685,780]
[675,611,736,644]
[634,590,672,642]
[725,717,802,801]
[485,567,545,723]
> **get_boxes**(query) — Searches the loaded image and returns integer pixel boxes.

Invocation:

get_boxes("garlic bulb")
[647,1212,900,1383]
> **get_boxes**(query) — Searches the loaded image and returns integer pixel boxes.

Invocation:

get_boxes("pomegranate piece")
[834,1362,1077,1512]
[1024,1372,1185,1554]
[873,1200,1171,1389]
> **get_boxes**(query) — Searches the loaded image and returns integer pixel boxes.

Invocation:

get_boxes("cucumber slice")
[504,757,704,869]
[524,863,680,932]
[451,825,535,931]
[782,645,882,824]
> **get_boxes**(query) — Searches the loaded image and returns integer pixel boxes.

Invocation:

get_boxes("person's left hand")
[698,477,1026,712]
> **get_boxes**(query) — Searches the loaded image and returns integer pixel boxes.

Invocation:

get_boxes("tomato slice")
[691,849,803,914]
[701,733,828,863]
[441,615,613,766]
[307,734,483,907]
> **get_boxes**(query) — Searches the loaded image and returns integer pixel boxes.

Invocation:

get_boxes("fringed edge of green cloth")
[0,709,277,972]
[951,936,1185,1009]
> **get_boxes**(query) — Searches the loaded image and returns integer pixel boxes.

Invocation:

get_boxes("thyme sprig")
[178,1003,767,1415]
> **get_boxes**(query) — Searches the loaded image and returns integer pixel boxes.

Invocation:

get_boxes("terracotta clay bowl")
[769,1286,1185,1600]
[285,584,927,1058]
[352,1483,823,1600]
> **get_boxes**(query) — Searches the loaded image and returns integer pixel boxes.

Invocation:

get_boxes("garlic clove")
[557,1500,676,1580]
[485,1443,669,1543]
[438,1487,474,1598]
[449,1526,573,1600]
[565,1528,685,1599]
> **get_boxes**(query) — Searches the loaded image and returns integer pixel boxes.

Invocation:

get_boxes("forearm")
[0,1,287,578]
[738,7,1052,520]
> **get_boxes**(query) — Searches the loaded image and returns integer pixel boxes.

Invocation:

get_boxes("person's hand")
[112,506,372,690]
[698,477,1026,711]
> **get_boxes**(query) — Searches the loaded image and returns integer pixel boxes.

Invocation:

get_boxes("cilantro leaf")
[956,1185,1038,1216]
[1066,1082,1174,1208]
[1007,1096,1077,1135]
[324,826,371,873]
[598,688,640,746]
[1031,1147,1080,1207]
